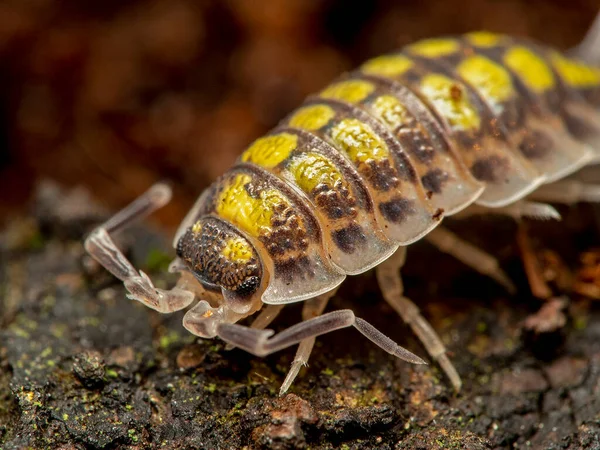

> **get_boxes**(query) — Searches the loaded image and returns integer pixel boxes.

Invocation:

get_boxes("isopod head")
[176,216,264,319]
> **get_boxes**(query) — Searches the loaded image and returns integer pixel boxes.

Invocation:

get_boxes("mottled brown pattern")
[312,182,358,220]
[261,203,310,257]
[362,159,401,192]
[274,255,315,285]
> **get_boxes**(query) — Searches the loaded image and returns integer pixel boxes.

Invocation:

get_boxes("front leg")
[84,183,195,313]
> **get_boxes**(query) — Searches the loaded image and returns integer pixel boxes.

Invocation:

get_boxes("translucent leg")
[425,226,516,293]
[516,223,553,299]
[376,247,462,391]
[84,183,195,313]
[457,201,561,221]
[279,290,336,395]
[572,11,600,63]
[225,304,284,350]
[527,180,600,205]
[215,309,425,364]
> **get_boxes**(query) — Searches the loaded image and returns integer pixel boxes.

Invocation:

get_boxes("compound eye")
[235,276,261,297]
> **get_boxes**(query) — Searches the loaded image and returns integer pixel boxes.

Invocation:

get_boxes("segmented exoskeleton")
[85,20,600,395]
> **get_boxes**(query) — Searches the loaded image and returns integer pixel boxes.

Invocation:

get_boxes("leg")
[425,226,516,293]
[527,180,600,205]
[214,309,425,363]
[224,304,284,350]
[84,183,195,313]
[572,10,600,63]
[376,247,462,391]
[457,201,561,221]
[279,289,337,395]
[516,223,553,299]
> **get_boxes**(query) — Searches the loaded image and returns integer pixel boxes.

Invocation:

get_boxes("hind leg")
[527,180,600,204]
[84,183,195,313]
[425,226,516,293]
[376,247,462,391]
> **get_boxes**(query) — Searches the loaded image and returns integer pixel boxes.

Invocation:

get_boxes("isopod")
[85,17,600,395]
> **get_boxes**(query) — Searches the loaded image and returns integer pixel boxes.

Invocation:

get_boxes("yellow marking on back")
[550,52,600,88]
[241,133,298,168]
[504,46,555,93]
[320,80,375,103]
[465,31,502,48]
[420,74,481,131]
[457,55,514,113]
[361,54,414,77]
[407,38,460,57]
[287,152,344,193]
[288,104,335,131]
[216,173,290,237]
[329,119,390,164]
[221,237,254,263]
[369,95,409,129]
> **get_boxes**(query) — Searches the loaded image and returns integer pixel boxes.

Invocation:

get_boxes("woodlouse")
[85,19,600,395]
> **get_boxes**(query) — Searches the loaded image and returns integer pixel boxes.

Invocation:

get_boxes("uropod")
[85,16,600,395]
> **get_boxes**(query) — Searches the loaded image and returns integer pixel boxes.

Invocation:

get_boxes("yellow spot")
[361,54,414,77]
[287,152,344,193]
[329,119,390,164]
[465,31,502,48]
[369,95,409,129]
[202,310,213,318]
[288,104,335,130]
[457,55,514,113]
[420,74,481,131]
[192,221,202,233]
[504,46,555,93]
[221,237,253,263]
[320,80,375,103]
[407,39,459,57]
[241,133,297,168]
[550,52,600,88]
[216,173,290,237]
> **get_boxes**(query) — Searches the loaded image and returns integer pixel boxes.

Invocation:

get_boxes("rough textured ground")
[1,184,600,450]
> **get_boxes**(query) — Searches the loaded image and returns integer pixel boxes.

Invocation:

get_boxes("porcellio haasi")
[85,21,600,394]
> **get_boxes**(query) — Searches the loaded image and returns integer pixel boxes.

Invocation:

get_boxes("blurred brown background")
[1,0,599,230]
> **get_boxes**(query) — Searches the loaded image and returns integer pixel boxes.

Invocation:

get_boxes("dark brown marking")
[471,155,511,183]
[331,224,367,254]
[518,130,553,160]
[379,197,415,224]
[562,110,600,141]
[432,208,444,221]
[421,168,449,194]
